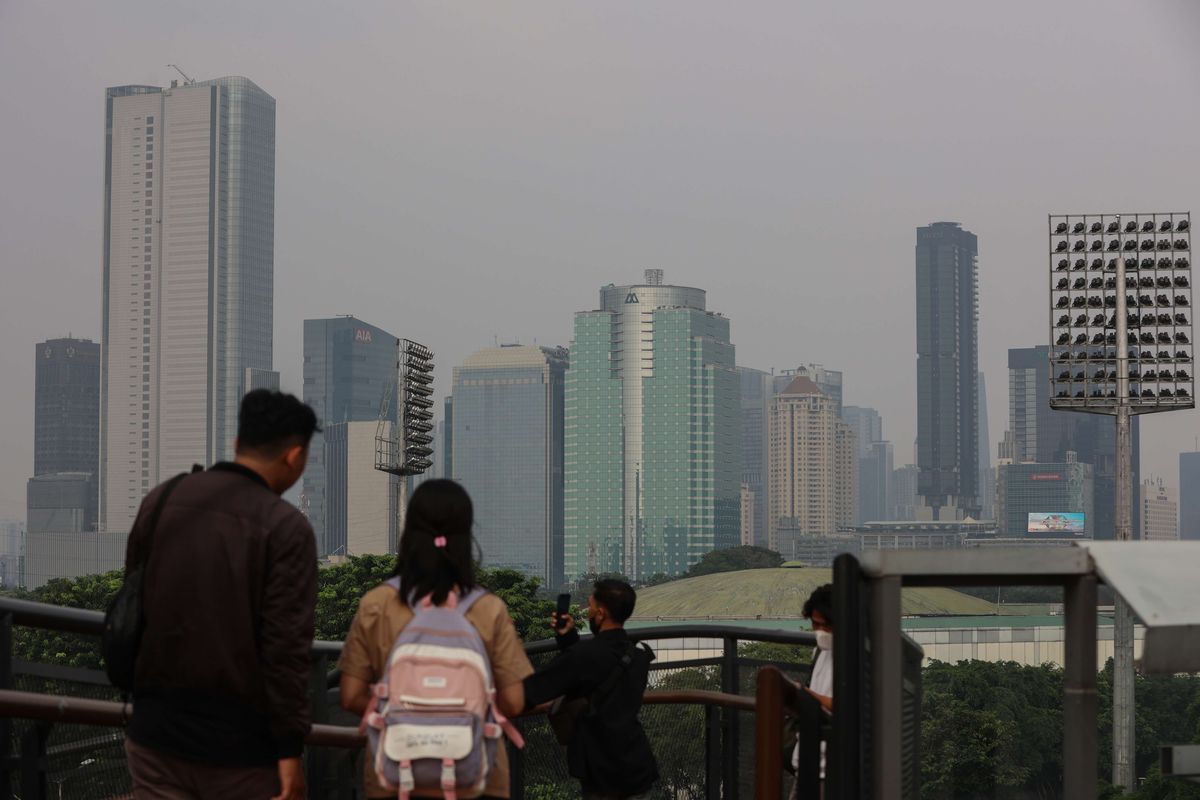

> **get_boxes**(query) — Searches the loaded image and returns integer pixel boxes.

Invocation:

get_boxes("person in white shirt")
[791,584,833,799]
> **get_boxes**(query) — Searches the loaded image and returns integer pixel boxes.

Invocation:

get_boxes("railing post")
[0,611,12,795]
[1064,575,1098,800]
[870,576,903,800]
[307,653,329,799]
[755,667,784,800]
[705,703,722,800]
[19,722,49,800]
[508,719,524,800]
[722,635,740,799]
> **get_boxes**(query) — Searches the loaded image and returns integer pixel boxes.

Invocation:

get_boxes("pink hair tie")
[433,536,448,548]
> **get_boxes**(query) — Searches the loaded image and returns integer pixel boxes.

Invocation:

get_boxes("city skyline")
[3,3,1200,522]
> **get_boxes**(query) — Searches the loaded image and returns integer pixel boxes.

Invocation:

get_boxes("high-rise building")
[34,338,101,477]
[101,77,277,533]
[32,337,101,535]
[302,317,399,555]
[1180,452,1200,541]
[564,271,739,580]
[323,421,399,557]
[997,458,1093,537]
[1140,479,1178,542]
[740,485,756,546]
[859,441,895,523]
[915,221,979,519]
[767,376,856,550]
[978,372,995,520]
[737,367,772,548]
[1007,345,1141,539]
[773,365,843,417]
[892,464,919,520]
[842,407,882,459]
[452,345,568,584]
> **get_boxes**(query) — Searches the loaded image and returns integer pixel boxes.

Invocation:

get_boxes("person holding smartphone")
[521,579,659,800]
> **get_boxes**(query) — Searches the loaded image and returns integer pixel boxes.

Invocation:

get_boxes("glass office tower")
[101,77,277,533]
[452,345,567,584]
[564,271,740,580]
[303,317,399,555]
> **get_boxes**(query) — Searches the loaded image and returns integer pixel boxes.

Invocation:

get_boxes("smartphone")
[555,593,571,629]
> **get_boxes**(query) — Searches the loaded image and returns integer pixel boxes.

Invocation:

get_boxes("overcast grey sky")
[3,1,1200,523]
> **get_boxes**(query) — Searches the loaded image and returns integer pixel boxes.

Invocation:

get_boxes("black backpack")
[102,466,201,691]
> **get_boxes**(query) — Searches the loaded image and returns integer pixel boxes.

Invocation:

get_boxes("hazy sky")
[3,1,1200,523]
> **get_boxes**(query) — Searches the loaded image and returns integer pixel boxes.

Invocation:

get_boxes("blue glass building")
[302,317,398,555]
[451,345,567,585]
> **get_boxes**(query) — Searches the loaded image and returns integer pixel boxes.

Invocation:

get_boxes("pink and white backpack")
[359,579,524,800]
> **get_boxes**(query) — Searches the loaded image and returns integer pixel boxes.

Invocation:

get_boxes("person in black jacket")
[122,390,319,800]
[522,579,658,800]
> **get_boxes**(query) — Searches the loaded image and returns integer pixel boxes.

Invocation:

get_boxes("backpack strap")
[456,586,488,616]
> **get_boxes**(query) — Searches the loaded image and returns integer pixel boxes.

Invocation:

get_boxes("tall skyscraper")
[1179,452,1200,540]
[302,317,399,555]
[842,407,882,459]
[452,345,568,584]
[915,221,980,519]
[1007,345,1141,539]
[564,271,740,580]
[35,338,101,477]
[859,441,895,523]
[1140,479,1178,541]
[892,464,919,520]
[100,77,277,533]
[737,367,772,547]
[767,376,856,550]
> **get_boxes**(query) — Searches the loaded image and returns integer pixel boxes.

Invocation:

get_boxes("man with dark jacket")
[123,390,319,800]
[522,579,658,799]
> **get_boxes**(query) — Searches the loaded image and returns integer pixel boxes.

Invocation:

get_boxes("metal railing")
[0,595,818,800]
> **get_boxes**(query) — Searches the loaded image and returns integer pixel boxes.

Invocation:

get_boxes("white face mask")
[815,630,833,652]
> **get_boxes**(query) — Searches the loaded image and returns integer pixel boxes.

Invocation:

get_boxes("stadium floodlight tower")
[1048,212,1193,791]
[377,339,435,477]
[376,339,435,535]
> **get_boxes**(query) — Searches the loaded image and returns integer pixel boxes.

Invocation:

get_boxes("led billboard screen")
[1027,512,1086,535]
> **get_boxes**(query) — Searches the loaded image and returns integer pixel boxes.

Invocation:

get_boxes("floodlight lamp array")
[1048,213,1194,414]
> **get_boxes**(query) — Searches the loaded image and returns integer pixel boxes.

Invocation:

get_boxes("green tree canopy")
[684,545,783,578]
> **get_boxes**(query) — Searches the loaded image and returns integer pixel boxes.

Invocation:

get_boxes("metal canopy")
[1081,542,1200,674]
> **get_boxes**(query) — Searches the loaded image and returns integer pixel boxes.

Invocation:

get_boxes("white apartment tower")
[1140,479,1178,542]
[100,78,277,532]
[767,376,856,550]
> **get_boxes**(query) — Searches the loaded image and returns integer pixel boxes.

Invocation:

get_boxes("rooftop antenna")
[167,64,196,85]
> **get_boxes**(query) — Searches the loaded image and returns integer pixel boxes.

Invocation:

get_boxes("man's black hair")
[236,390,320,456]
[802,583,834,626]
[593,578,637,624]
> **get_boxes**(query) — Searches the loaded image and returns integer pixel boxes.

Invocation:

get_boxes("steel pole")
[1113,249,1136,791]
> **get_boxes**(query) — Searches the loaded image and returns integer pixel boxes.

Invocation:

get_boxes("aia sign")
[354,329,373,344]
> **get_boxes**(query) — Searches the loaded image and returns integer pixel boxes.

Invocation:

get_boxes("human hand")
[271,757,305,800]
[805,688,833,714]
[551,612,575,637]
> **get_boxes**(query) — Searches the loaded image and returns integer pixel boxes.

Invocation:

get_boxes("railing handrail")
[0,687,754,747]
[0,595,815,659]
[755,666,824,800]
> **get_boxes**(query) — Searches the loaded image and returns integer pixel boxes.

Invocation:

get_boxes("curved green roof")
[632,568,997,620]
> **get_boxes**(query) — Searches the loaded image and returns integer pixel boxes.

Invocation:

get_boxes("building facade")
[324,421,399,557]
[772,365,843,417]
[1180,452,1200,540]
[564,271,740,580]
[452,345,567,584]
[101,77,277,533]
[35,338,101,477]
[767,376,856,550]
[859,441,895,523]
[997,459,1094,538]
[1140,479,1178,541]
[915,221,980,519]
[26,473,97,535]
[302,317,399,554]
[892,464,920,520]
[737,367,772,548]
[1008,345,1141,539]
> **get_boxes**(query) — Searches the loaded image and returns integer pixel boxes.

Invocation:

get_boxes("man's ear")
[284,444,306,471]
